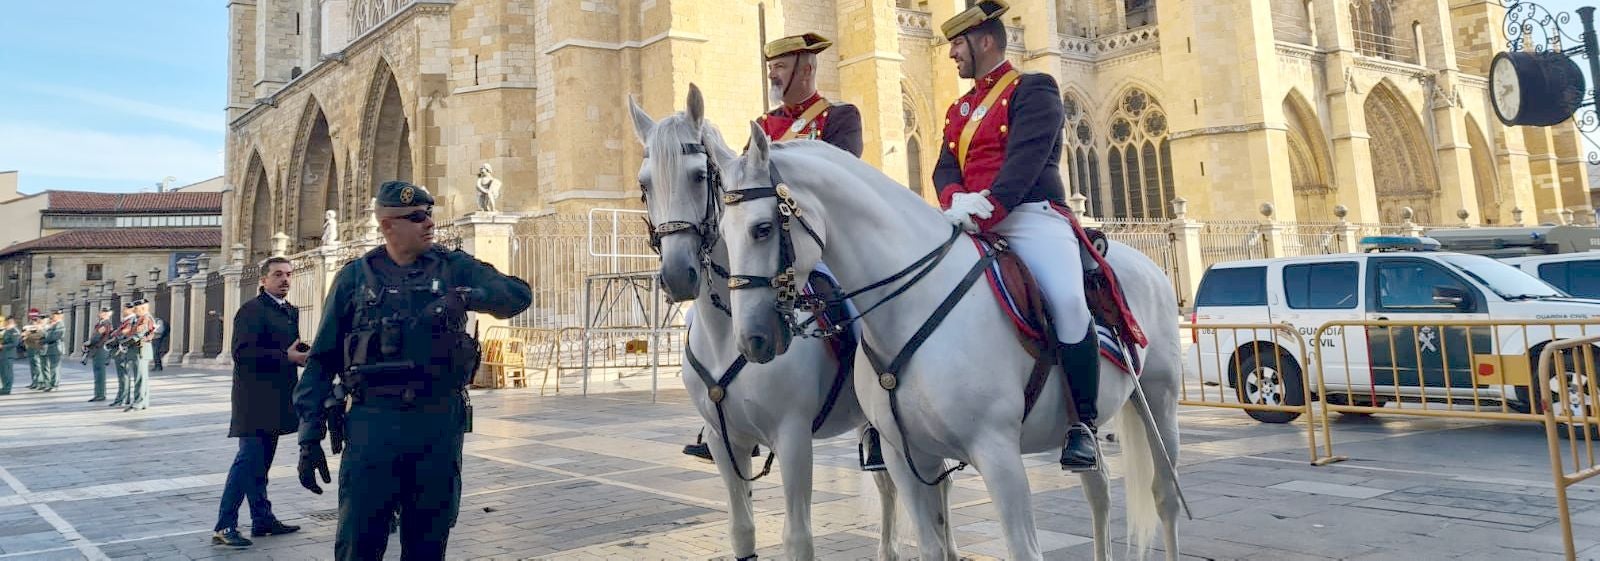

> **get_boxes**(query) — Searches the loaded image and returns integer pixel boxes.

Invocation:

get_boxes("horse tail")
[1114,399,1160,558]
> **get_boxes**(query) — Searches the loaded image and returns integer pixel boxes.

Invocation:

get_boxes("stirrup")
[858,427,886,472]
[1059,423,1101,473]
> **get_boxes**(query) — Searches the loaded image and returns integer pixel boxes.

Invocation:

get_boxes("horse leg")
[870,469,900,561]
[881,445,958,561]
[969,438,1042,560]
[708,426,759,559]
[773,423,816,560]
[1078,467,1113,561]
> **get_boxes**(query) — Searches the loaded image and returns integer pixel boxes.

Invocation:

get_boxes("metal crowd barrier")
[478,325,686,399]
[1182,322,1337,463]
[1537,337,1600,561]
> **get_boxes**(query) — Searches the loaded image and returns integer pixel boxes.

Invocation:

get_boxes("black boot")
[1058,332,1101,472]
[683,428,714,462]
[859,426,886,471]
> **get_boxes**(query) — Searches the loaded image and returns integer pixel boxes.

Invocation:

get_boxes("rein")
[642,139,732,316]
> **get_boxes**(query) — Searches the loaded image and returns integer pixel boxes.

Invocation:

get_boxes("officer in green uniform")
[125,299,155,411]
[41,309,65,391]
[0,317,18,395]
[25,312,44,390]
[110,303,136,407]
[293,181,531,560]
[85,306,115,402]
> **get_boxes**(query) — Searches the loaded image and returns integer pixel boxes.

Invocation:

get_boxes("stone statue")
[321,210,339,245]
[476,163,502,212]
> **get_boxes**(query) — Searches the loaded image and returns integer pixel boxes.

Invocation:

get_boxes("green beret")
[376,181,435,208]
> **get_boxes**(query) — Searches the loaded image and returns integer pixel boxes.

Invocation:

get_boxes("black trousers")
[334,397,464,561]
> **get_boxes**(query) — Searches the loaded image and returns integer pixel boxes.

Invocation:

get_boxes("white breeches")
[989,201,1091,343]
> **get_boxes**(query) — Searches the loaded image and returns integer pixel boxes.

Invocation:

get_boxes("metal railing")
[1280,222,1340,257]
[1183,322,1337,463]
[1353,29,1417,64]
[1536,337,1600,561]
[1200,220,1265,269]
[509,214,658,328]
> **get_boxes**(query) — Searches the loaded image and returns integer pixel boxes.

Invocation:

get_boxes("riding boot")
[859,425,886,471]
[1058,331,1101,472]
[683,428,713,462]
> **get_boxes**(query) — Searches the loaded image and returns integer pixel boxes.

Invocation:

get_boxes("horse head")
[629,84,736,302]
[720,122,830,363]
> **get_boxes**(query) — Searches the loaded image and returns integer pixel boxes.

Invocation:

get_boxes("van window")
[1539,260,1600,298]
[1196,267,1267,306]
[1374,259,1473,311]
[1284,262,1359,309]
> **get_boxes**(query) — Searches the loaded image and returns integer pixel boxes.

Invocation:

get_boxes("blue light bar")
[1360,236,1441,252]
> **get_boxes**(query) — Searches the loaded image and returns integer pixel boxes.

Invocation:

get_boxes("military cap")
[764,33,833,60]
[376,180,435,209]
[132,299,149,306]
[100,306,111,312]
[27,308,40,317]
[941,0,1008,41]
[123,302,136,309]
[51,309,64,315]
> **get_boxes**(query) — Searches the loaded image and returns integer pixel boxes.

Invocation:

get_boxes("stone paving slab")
[1,360,1598,559]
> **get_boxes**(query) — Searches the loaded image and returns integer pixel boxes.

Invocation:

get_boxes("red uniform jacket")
[757,93,864,157]
[934,61,1068,232]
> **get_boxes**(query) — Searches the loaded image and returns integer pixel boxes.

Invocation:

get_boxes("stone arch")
[288,96,341,252]
[1364,80,1439,223]
[901,81,930,197]
[1104,86,1174,219]
[359,57,413,213]
[1283,89,1336,221]
[240,151,275,264]
[1465,114,1501,224]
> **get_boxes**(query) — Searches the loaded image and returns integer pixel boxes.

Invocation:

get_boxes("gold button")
[1000,125,1008,134]
[1001,99,1008,106]
[949,141,956,149]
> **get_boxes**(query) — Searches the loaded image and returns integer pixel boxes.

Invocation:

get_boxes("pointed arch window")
[1103,88,1173,219]
[1063,90,1102,215]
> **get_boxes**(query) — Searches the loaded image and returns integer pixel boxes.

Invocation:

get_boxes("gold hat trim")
[764,33,833,59]
[939,0,1009,41]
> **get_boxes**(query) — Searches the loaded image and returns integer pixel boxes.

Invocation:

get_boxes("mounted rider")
[935,0,1103,471]
[683,31,889,472]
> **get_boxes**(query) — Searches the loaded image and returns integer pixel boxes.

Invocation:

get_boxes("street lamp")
[126,272,138,290]
[148,266,161,284]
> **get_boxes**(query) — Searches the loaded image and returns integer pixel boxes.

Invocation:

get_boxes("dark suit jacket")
[229,292,301,437]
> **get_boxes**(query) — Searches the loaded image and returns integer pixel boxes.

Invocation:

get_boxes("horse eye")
[694,171,707,183]
[752,221,773,240]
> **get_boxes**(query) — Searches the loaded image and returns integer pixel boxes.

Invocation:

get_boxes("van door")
[1274,260,1368,393]
[1537,258,1600,298]
[1366,257,1488,399]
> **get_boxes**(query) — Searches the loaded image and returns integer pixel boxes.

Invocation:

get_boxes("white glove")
[943,190,994,233]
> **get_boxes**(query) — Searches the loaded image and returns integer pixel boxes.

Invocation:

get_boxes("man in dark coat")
[212,256,305,547]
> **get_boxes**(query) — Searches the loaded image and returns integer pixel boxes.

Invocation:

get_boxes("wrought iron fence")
[1200,220,1266,269]
[1098,218,1182,301]
[1281,222,1341,257]
[509,214,659,328]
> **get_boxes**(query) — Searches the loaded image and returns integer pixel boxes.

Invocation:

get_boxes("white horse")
[717,125,1186,561]
[628,88,899,561]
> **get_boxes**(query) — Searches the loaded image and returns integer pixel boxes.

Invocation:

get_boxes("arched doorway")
[292,101,339,251]
[1283,91,1336,221]
[362,60,412,206]
[243,152,274,264]
[1465,115,1500,224]
[1364,82,1439,223]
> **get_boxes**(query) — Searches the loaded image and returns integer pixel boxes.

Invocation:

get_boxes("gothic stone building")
[224,0,1589,264]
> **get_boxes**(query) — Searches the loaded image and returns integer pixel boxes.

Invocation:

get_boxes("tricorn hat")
[764,33,833,60]
[940,0,1009,41]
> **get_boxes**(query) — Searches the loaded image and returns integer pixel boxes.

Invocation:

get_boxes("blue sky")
[0,3,225,194]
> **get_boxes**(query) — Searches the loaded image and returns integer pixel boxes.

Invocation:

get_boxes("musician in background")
[0,317,18,395]
[24,311,45,391]
[85,306,115,403]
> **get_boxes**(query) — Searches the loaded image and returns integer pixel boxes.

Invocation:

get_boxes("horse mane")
[767,140,942,224]
[645,112,738,206]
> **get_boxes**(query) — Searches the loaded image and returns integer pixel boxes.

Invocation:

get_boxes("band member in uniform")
[0,317,17,395]
[24,311,44,390]
[936,0,1103,471]
[125,299,156,411]
[85,306,115,402]
[111,302,136,407]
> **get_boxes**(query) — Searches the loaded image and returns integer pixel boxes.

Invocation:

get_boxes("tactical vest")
[343,249,480,396]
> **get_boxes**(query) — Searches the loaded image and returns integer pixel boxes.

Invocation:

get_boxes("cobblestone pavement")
[1,361,1598,560]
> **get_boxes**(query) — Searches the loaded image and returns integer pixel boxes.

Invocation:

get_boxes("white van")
[1189,237,1600,423]
[1503,252,1600,299]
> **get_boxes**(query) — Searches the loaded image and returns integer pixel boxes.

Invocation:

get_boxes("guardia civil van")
[1189,236,1600,423]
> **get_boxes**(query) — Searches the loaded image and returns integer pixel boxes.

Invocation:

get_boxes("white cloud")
[0,123,222,184]
[17,83,222,133]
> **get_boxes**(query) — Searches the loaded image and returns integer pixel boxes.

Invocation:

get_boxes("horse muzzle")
[656,250,701,302]
[738,315,792,364]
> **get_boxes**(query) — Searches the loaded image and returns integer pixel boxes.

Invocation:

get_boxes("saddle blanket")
[973,237,1136,375]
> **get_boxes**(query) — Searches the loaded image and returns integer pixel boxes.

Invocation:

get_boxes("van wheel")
[1515,345,1599,439]
[1233,350,1305,424]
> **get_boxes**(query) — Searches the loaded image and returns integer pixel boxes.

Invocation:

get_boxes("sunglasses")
[386,209,433,223]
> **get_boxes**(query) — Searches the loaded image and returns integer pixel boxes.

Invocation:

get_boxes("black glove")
[327,405,348,455]
[298,442,331,494]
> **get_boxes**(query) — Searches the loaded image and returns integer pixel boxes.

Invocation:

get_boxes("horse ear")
[746,121,770,171]
[628,95,654,146]
[687,84,706,129]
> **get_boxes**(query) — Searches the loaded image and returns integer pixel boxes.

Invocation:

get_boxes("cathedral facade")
[223,0,1590,263]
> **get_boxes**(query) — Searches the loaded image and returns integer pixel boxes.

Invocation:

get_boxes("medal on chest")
[959,101,972,117]
[789,119,807,134]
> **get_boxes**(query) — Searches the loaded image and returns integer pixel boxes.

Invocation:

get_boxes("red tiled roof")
[0,228,220,258]
[46,191,223,213]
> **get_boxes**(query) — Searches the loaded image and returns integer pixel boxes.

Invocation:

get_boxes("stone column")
[1167,198,1205,309]
[1332,205,1364,254]
[165,278,188,366]
[454,213,520,335]
[218,269,244,367]
[185,264,211,363]
[836,0,907,183]
[1258,203,1288,258]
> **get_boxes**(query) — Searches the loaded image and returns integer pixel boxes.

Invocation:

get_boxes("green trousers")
[0,354,13,393]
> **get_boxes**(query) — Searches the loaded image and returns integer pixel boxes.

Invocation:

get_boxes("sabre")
[758,2,770,114]
[1116,341,1193,520]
